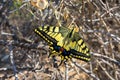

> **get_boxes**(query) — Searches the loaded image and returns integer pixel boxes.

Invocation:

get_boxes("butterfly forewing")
[39,26,69,42]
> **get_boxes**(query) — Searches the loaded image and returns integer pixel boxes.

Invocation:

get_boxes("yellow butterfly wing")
[35,26,70,45]
[58,28,91,61]
[68,32,90,61]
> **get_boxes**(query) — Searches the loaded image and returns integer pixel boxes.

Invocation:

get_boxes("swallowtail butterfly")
[35,26,91,65]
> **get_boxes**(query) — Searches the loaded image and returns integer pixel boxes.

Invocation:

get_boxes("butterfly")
[34,26,91,66]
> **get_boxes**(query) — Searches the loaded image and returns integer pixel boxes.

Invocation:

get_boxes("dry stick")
[8,41,18,80]
[89,61,94,80]
[109,37,118,80]
[0,67,39,79]
[0,40,49,50]
[98,61,115,80]
[91,52,120,67]
[9,3,27,14]
[72,60,100,80]
[64,61,69,80]
[100,59,113,68]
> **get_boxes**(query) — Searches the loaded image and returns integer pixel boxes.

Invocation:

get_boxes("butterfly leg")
[49,50,61,68]
[58,54,69,66]
[58,55,64,67]
[52,56,59,68]
[48,50,58,58]
[48,46,59,58]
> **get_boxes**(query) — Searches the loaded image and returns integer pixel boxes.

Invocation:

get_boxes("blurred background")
[0,0,120,80]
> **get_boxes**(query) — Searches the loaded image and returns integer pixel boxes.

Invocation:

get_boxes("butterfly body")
[51,44,71,59]
[35,26,91,63]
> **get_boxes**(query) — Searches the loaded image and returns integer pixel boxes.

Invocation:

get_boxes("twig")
[98,61,115,80]
[64,61,69,80]
[91,52,120,67]
[72,60,100,80]
[0,40,49,50]
[8,41,18,80]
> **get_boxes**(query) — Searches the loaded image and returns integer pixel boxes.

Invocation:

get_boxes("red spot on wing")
[60,47,64,52]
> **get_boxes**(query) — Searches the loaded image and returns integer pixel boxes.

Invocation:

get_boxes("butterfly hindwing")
[68,31,90,61]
